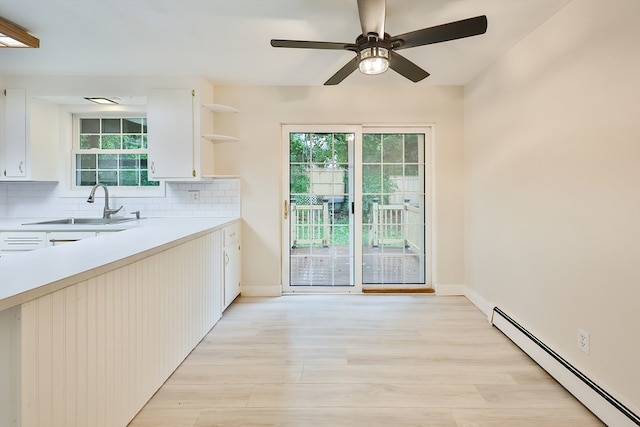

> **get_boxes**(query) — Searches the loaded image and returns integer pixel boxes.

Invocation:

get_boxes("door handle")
[284,200,289,219]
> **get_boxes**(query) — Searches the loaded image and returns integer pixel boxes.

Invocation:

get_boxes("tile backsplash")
[0,179,240,219]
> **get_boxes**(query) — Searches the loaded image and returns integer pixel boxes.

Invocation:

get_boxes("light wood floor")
[128,295,604,427]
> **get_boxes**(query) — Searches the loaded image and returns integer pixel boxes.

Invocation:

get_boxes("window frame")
[59,107,165,198]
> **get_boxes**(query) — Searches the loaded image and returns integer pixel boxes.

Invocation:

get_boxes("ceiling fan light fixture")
[358,46,389,75]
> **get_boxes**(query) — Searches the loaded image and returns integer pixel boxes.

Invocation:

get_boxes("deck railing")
[290,199,330,248]
[290,197,422,250]
[371,198,422,249]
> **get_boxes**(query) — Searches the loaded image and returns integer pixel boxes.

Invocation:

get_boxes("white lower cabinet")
[223,222,241,310]
[0,230,112,254]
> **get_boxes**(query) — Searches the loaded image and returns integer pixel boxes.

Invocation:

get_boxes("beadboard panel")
[19,231,222,427]
[0,305,21,427]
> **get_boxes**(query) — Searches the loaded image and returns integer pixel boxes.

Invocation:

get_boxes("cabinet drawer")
[223,222,241,245]
[1,232,47,251]
[47,231,97,246]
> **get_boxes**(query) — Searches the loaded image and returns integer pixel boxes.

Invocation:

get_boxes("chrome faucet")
[87,183,123,219]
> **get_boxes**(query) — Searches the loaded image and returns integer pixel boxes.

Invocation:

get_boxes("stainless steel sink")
[24,217,140,225]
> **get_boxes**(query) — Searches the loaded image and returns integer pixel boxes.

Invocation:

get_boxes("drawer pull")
[49,239,80,243]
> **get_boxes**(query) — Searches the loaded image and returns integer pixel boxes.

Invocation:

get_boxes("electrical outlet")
[188,190,200,202]
[577,328,590,354]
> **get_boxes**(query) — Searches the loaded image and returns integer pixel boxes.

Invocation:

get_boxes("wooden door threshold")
[362,288,435,294]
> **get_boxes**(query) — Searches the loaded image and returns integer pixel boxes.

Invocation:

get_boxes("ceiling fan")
[271,0,487,85]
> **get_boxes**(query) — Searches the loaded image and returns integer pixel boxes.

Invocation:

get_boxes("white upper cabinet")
[147,81,238,181]
[147,89,196,180]
[1,89,58,181]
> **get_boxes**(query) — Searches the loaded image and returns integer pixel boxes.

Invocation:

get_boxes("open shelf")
[202,134,239,142]
[201,103,239,114]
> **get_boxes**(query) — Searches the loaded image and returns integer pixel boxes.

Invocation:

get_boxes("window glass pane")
[310,133,332,164]
[98,171,118,186]
[80,118,100,134]
[382,134,403,163]
[123,135,142,149]
[80,134,99,149]
[384,165,403,193]
[362,164,382,194]
[119,170,139,186]
[405,164,419,177]
[290,165,310,194]
[77,171,97,186]
[101,135,122,149]
[142,135,148,149]
[362,134,381,163]
[140,170,159,186]
[76,154,97,169]
[405,134,419,163]
[122,118,143,133]
[98,154,118,169]
[334,134,349,163]
[290,133,309,163]
[102,118,121,134]
[119,154,139,169]
[141,118,147,133]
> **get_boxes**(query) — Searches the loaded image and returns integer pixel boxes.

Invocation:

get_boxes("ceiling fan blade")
[388,51,430,83]
[357,0,386,38]
[391,15,487,50]
[324,56,359,85]
[271,39,357,50]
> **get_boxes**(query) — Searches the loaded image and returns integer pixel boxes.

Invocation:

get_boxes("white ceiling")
[0,0,570,86]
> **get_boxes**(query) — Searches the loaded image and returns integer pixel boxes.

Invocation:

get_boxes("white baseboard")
[451,287,639,426]
[434,284,493,318]
[240,284,282,297]
[434,284,466,295]
[492,308,639,427]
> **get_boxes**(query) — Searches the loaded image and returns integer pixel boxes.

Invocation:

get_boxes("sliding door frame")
[281,123,435,293]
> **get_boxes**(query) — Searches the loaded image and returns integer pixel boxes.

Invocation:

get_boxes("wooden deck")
[289,245,425,287]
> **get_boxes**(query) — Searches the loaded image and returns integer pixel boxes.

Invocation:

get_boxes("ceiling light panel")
[0,17,40,48]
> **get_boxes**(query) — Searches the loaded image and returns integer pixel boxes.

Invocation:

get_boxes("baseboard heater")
[491,307,640,427]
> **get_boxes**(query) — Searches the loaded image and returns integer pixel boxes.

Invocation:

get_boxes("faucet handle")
[104,205,123,219]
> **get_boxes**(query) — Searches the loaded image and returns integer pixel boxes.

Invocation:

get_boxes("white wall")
[465,0,639,413]
[213,85,466,294]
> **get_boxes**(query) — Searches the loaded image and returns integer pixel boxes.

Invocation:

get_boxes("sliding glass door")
[361,131,427,287]
[282,125,431,293]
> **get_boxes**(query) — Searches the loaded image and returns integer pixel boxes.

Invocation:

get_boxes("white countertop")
[0,216,146,232]
[0,217,239,311]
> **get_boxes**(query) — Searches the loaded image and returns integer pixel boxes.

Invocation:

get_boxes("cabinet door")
[223,242,241,309]
[147,89,195,179]
[2,89,27,178]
